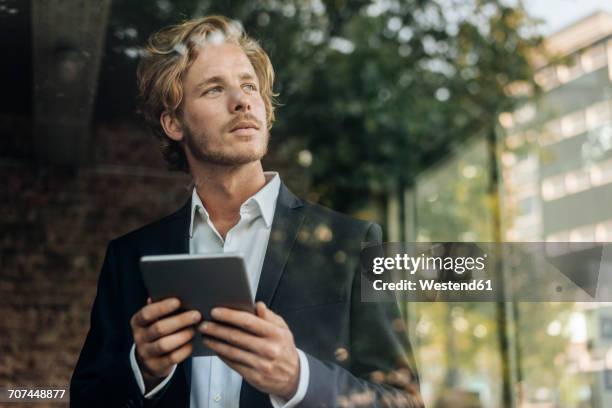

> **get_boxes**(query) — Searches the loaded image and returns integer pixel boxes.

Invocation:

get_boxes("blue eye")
[243,83,257,92]
[204,86,222,96]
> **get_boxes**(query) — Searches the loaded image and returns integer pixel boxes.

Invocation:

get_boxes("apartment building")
[502,11,612,244]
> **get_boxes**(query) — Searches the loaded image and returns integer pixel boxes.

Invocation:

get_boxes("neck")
[189,159,267,238]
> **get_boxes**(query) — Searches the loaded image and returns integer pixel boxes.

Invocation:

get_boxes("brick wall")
[0,121,191,407]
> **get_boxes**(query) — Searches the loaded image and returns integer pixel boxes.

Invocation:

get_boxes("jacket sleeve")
[298,223,424,408]
[69,241,173,408]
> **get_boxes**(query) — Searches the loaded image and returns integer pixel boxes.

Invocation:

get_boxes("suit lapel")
[146,198,191,256]
[240,183,305,407]
[254,183,305,306]
[169,206,190,256]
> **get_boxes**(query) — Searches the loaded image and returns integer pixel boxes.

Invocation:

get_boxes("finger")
[211,307,275,337]
[148,341,194,372]
[199,321,270,355]
[255,302,266,318]
[217,357,260,385]
[147,297,152,305]
[141,327,196,358]
[133,298,181,327]
[256,302,287,328]
[203,337,260,369]
[143,310,201,342]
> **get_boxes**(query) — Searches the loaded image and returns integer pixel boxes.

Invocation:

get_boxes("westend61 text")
[373,279,493,292]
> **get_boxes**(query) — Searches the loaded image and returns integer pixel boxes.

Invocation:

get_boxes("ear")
[160,111,184,142]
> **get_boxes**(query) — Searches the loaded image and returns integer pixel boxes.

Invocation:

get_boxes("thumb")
[256,302,286,327]
[256,301,267,318]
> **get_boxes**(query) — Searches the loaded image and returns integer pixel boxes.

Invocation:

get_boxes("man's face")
[178,41,269,166]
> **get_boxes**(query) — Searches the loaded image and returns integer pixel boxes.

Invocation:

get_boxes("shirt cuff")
[129,343,177,399]
[269,349,310,408]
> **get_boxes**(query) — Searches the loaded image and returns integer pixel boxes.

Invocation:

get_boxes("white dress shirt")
[129,172,309,407]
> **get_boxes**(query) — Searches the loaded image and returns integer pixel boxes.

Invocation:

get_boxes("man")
[70,15,423,408]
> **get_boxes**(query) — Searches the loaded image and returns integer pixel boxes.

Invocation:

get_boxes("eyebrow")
[195,73,257,90]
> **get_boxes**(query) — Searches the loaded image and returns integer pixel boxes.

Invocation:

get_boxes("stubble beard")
[183,124,269,167]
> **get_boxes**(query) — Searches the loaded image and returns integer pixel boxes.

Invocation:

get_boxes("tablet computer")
[140,253,254,357]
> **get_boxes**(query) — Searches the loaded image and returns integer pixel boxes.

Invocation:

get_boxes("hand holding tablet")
[139,253,254,357]
[130,297,199,390]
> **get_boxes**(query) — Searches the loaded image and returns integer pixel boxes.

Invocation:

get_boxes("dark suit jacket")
[70,184,423,407]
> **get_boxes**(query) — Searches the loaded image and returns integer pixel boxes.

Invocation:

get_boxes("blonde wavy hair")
[137,15,278,172]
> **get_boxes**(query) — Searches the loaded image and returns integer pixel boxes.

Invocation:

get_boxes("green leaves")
[98,0,542,213]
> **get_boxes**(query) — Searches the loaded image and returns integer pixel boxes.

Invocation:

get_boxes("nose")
[229,87,251,113]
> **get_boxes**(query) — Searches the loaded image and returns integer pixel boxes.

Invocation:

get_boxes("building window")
[590,158,612,186]
[505,132,524,149]
[557,55,583,84]
[539,119,563,146]
[535,66,558,91]
[565,168,591,194]
[586,100,612,130]
[499,112,514,129]
[542,174,566,201]
[582,43,608,73]
[560,110,586,138]
[569,224,595,243]
[595,219,612,241]
[515,103,536,125]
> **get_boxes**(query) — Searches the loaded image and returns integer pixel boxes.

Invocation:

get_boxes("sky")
[523,0,612,35]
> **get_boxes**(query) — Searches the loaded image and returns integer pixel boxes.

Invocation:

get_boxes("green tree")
[96,0,542,214]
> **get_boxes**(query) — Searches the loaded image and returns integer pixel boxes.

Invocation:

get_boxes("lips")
[230,121,259,132]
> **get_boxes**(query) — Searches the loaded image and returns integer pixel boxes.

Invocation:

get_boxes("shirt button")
[213,394,222,403]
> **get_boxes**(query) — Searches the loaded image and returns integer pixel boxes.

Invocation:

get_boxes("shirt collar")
[189,172,281,237]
